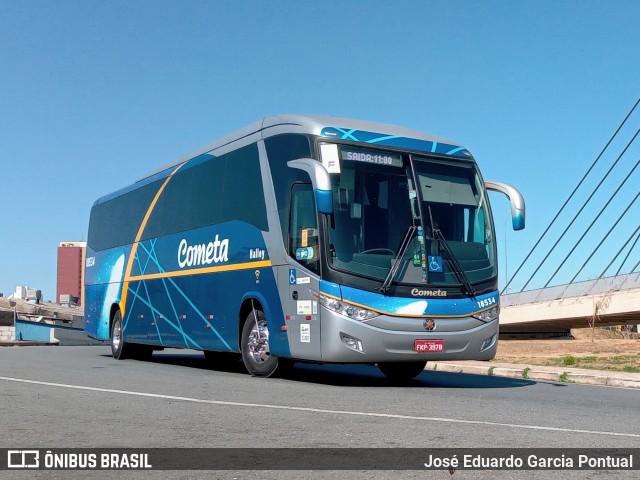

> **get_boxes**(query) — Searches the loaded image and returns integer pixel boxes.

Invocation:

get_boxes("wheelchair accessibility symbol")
[289,269,297,285]
[428,255,443,273]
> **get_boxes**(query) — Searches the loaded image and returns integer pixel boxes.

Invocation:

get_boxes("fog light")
[480,334,496,352]
[340,333,364,353]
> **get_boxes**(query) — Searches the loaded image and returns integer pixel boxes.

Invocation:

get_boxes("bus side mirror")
[485,180,526,230]
[287,158,334,214]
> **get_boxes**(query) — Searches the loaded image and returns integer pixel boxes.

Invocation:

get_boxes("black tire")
[110,310,132,360]
[240,309,284,377]
[378,361,427,380]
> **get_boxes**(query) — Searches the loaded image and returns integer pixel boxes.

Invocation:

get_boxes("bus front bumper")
[318,309,498,363]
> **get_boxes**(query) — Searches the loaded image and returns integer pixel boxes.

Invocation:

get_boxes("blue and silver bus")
[84,115,525,379]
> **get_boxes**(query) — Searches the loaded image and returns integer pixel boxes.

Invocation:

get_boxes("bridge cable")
[519,128,640,291]
[502,96,640,294]
[631,256,640,274]
[568,190,640,284]
[614,230,640,276]
[596,226,640,279]
[542,158,640,288]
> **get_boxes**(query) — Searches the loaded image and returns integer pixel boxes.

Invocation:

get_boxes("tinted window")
[143,143,267,239]
[88,143,267,251]
[289,183,319,274]
[87,180,162,251]
[264,134,313,242]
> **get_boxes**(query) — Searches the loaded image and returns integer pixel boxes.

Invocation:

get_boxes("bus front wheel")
[377,361,427,380]
[241,309,282,377]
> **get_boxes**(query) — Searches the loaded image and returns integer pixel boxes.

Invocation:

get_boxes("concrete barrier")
[0,326,15,342]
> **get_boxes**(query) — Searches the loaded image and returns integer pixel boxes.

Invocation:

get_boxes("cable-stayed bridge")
[499,97,640,336]
[501,273,640,335]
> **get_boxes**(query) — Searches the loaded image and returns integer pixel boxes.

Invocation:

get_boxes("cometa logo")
[411,288,447,297]
[177,235,229,268]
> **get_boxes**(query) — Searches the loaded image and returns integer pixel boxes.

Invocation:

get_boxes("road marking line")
[2,375,639,439]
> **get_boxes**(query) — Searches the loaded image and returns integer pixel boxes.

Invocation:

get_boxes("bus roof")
[145,114,468,179]
[94,114,469,206]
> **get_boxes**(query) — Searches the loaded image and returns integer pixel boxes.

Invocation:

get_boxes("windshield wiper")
[431,227,477,297]
[378,225,416,293]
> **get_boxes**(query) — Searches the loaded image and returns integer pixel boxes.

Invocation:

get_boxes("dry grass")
[495,328,640,372]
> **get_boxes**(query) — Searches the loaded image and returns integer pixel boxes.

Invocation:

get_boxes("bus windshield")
[326,146,497,288]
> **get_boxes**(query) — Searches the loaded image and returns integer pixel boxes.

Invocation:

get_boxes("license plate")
[414,339,444,352]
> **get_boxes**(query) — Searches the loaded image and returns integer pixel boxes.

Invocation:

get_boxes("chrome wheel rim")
[247,319,270,364]
[112,321,122,351]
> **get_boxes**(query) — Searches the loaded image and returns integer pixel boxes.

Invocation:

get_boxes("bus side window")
[289,183,319,274]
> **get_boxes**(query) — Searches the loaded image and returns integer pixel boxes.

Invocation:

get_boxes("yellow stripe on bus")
[119,162,187,317]
[127,260,272,282]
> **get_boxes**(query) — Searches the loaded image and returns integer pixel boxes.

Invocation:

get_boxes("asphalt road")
[1,346,639,480]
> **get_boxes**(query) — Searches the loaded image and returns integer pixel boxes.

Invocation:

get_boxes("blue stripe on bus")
[338,285,499,318]
[319,280,342,298]
[320,127,471,158]
[85,221,289,356]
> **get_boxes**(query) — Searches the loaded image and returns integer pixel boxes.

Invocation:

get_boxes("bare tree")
[588,294,611,342]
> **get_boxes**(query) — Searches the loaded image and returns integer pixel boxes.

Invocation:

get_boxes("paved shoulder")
[426,361,640,389]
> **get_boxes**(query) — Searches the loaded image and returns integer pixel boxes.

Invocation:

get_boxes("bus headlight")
[317,293,379,321]
[473,305,500,323]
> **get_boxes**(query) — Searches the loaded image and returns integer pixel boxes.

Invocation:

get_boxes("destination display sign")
[339,146,403,168]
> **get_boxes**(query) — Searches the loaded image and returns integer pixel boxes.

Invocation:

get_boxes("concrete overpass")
[500,273,640,336]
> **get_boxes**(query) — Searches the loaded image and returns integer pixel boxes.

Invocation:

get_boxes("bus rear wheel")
[377,361,427,380]
[111,311,154,360]
[111,310,132,360]
[241,309,283,377]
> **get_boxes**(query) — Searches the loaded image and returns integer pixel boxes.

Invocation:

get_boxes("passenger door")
[283,183,322,360]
